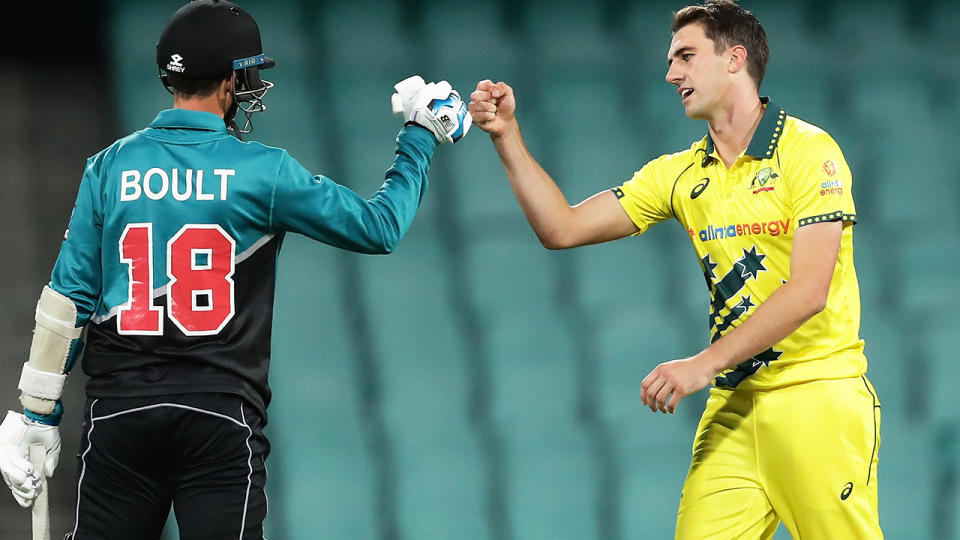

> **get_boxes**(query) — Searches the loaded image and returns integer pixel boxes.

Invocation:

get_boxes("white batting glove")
[0,411,60,508]
[391,75,426,119]
[392,76,472,144]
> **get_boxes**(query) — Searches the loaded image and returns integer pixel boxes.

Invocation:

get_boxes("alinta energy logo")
[820,179,844,196]
[688,218,791,243]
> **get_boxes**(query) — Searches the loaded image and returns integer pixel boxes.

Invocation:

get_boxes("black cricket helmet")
[157,0,275,136]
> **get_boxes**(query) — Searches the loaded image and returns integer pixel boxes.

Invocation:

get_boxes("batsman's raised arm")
[469,80,637,249]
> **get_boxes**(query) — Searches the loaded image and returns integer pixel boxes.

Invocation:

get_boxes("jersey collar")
[702,97,786,162]
[148,109,228,133]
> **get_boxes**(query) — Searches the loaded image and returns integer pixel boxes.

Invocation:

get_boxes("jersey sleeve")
[612,156,675,234]
[786,132,857,228]
[270,125,436,253]
[50,156,104,328]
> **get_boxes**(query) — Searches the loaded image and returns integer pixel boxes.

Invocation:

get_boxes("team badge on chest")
[748,167,779,194]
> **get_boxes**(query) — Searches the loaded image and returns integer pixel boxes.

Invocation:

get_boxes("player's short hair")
[168,74,230,99]
[672,0,769,90]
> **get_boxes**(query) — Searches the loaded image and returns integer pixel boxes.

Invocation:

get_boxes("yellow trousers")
[676,376,883,539]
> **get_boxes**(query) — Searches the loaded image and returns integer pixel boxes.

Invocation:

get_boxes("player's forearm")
[297,126,435,255]
[698,280,826,373]
[365,125,437,251]
[491,122,579,249]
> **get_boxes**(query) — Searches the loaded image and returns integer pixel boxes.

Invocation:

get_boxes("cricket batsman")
[0,0,470,537]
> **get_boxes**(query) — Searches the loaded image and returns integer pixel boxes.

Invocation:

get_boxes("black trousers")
[68,394,269,540]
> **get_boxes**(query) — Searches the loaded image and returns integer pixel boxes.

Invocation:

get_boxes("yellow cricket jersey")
[614,98,866,390]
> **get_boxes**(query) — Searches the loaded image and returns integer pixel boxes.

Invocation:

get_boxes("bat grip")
[28,443,50,540]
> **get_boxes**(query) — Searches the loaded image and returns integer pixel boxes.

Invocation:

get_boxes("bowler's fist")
[469,80,516,139]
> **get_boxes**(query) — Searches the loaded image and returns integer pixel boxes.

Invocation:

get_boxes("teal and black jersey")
[51,109,436,415]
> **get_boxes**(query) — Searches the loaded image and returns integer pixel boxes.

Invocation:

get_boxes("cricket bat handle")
[28,443,50,540]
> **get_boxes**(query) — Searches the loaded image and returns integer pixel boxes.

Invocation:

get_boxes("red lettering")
[167,225,236,336]
[118,224,163,335]
[116,223,237,337]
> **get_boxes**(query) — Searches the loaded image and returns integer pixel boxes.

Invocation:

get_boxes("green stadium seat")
[751,0,828,66]
[389,423,488,539]
[312,0,436,223]
[593,306,705,440]
[266,419,379,540]
[570,238,673,313]
[464,234,562,314]
[268,235,378,539]
[523,0,624,74]
[356,230,469,414]
[878,418,935,539]
[923,309,960,426]
[930,420,960,539]
[236,1,321,162]
[484,308,579,427]
[109,0,184,131]
[854,220,899,308]
[314,0,415,75]
[891,234,960,315]
[442,132,525,226]
[762,64,834,129]
[928,0,960,52]
[873,132,960,230]
[504,426,599,540]
[353,229,487,538]
[825,124,878,219]
[858,312,909,424]
[617,442,692,539]
[420,3,528,94]
[847,72,938,138]
[830,1,919,73]
[633,78,706,157]
[480,306,598,538]
[538,77,650,204]
[622,0,688,69]
[569,219,712,324]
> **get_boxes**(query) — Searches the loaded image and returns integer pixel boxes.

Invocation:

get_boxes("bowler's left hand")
[641,355,717,414]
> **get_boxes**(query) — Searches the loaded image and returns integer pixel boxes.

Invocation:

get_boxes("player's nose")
[666,65,682,85]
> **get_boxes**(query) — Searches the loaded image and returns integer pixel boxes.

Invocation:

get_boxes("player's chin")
[682,105,706,120]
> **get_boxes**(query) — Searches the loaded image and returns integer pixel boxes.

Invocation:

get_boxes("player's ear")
[218,76,234,110]
[728,45,747,74]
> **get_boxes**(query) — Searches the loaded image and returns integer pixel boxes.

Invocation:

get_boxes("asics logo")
[691,178,710,199]
[840,482,853,500]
